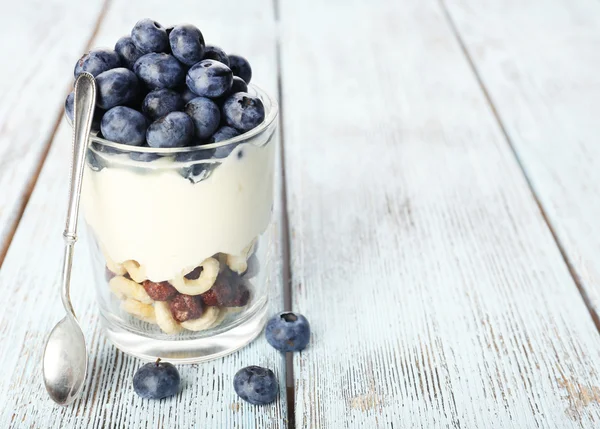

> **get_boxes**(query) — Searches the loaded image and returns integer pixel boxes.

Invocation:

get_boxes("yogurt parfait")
[67,19,278,362]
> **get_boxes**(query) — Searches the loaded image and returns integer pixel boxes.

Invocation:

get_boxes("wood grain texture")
[442,0,600,320]
[0,1,286,427]
[278,0,600,427]
[0,0,107,263]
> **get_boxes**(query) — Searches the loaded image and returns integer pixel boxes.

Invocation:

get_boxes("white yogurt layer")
[81,140,275,282]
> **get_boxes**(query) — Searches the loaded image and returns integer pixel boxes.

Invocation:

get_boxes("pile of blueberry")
[133,311,311,405]
[66,18,264,151]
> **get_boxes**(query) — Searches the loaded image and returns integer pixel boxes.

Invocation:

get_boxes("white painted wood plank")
[0,1,286,427]
[279,0,600,427]
[443,0,600,320]
[0,0,107,261]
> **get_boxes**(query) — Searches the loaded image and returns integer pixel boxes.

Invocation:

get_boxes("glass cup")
[80,85,278,362]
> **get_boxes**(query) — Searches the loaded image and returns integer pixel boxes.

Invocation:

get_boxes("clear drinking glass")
[80,85,278,362]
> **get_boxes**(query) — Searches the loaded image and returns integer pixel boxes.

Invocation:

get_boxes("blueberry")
[115,36,144,69]
[142,89,184,120]
[65,92,75,121]
[210,125,240,143]
[169,24,205,66]
[184,97,220,139]
[129,145,162,162]
[147,111,194,148]
[101,106,147,146]
[133,359,180,400]
[180,86,198,104]
[87,151,104,171]
[265,312,311,352]
[124,88,148,112]
[209,126,240,158]
[134,53,185,89]
[186,60,233,98]
[214,76,249,106]
[229,76,248,94]
[210,126,241,158]
[233,366,278,405]
[228,54,252,84]
[74,48,121,78]
[92,139,122,153]
[131,18,169,54]
[95,67,139,110]
[65,91,104,131]
[176,148,216,183]
[222,92,265,132]
[202,45,229,66]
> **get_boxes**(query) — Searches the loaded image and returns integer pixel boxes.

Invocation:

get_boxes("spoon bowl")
[43,316,87,405]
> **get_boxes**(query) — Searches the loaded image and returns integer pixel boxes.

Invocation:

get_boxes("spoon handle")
[61,73,97,318]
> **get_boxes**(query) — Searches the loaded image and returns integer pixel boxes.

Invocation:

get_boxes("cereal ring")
[154,301,183,334]
[170,257,219,295]
[216,253,228,273]
[123,260,148,283]
[180,306,221,331]
[226,254,247,275]
[121,299,156,324]
[211,307,230,327]
[104,253,127,275]
[109,276,153,304]
[225,239,257,274]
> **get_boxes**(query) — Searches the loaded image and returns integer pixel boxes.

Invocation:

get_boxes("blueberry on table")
[95,67,140,110]
[265,312,311,352]
[131,18,169,54]
[186,60,233,98]
[184,97,220,139]
[134,53,185,89]
[222,92,265,132]
[115,35,144,69]
[202,45,230,66]
[169,24,205,66]
[142,89,184,120]
[147,111,194,148]
[101,106,147,146]
[233,366,279,405]
[133,358,180,400]
[74,48,121,78]
[228,54,252,84]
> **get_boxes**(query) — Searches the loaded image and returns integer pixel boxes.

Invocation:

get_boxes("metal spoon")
[43,72,97,405]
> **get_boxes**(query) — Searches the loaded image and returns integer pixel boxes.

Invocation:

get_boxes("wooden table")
[1,0,600,427]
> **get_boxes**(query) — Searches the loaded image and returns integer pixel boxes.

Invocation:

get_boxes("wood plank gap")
[272,0,280,22]
[437,0,600,333]
[0,0,113,270]
[275,13,296,428]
